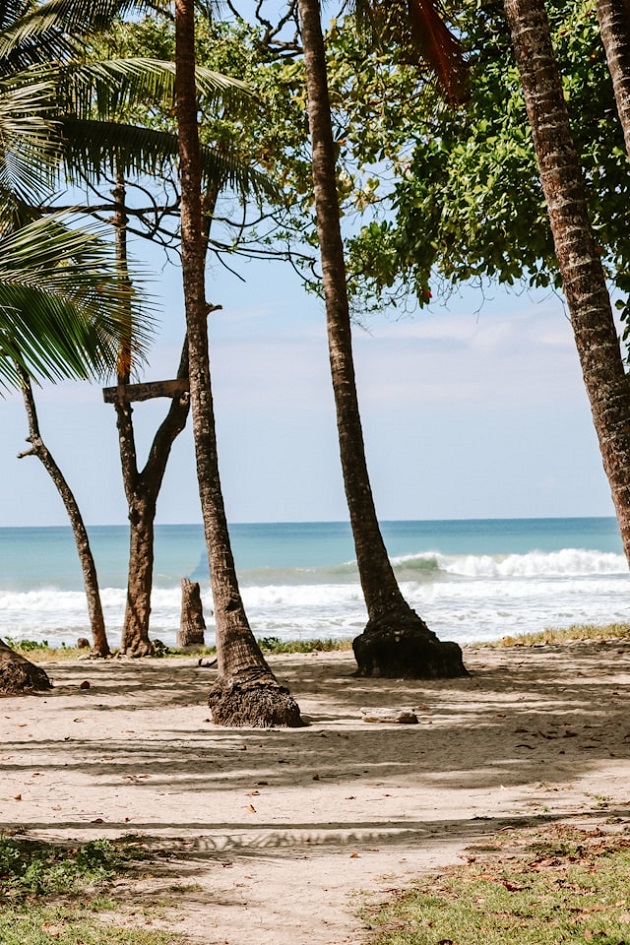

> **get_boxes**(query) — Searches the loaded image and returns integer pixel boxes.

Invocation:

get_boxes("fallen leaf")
[246,804,256,813]
[14,794,21,801]
[350,852,360,858]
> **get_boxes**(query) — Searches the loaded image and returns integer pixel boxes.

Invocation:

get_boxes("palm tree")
[503,0,630,564]
[295,0,467,677]
[595,0,630,156]
[2,0,258,658]
[0,216,149,689]
[175,0,303,726]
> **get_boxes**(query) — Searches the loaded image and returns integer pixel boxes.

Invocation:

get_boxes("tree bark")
[175,0,303,725]
[504,0,630,564]
[595,0,630,156]
[112,178,192,658]
[178,577,206,646]
[0,638,51,695]
[297,0,466,678]
[17,369,110,658]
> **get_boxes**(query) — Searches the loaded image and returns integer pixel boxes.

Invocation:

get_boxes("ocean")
[0,518,627,649]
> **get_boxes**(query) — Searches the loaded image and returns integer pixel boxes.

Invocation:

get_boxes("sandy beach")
[1,642,629,944]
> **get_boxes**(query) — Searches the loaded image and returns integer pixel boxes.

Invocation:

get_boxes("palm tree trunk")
[174,0,302,725]
[595,0,630,156]
[17,368,110,657]
[297,0,466,678]
[504,0,630,562]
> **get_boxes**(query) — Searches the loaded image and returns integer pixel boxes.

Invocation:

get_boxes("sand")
[1,642,629,944]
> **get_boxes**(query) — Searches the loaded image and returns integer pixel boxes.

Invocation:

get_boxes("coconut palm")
[295,0,468,677]
[503,0,630,563]
[175,0,303,726]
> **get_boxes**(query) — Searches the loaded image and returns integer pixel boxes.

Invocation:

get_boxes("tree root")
[353,611,468,679]
[208,675,305,727]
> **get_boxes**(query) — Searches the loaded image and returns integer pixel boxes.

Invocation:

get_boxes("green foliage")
[364,825,630,945]
[256,636,353,653]
[486,622,630,648]
[0,836,126,899]
[346,0,630,326]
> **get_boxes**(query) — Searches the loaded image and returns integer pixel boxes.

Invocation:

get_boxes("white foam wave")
[391,548,627,578]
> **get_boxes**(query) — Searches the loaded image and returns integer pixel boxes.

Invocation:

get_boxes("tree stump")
[0,639,52,694]
[177,578,207,647]
[353,611,468,679]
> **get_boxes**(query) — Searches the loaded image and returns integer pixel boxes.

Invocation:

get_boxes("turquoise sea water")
[0,518,627,647]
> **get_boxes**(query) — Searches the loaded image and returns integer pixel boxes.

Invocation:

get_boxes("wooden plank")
[102,378,189,404]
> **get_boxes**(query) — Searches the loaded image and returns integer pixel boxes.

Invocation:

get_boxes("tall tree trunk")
[504,0,630,561]
[297,0,466,678]
[174,0,303,725]
[16,368,110,657]
[112,179,192,657]
[595,0,630,156]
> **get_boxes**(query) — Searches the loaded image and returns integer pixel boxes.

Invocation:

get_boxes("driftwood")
[360,707,419,724]
[177,578,207,647]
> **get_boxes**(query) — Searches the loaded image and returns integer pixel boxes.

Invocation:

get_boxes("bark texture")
[112,180,191,658]
[175,0,303,725]
[505,0,630,564]
[177,578,206,646]
[298,0,466,678]
[0,639,51,694]
[17,370,110,657]
[596,0,630,156]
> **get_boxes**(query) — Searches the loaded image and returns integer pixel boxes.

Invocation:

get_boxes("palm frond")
[60,116,277,200]
[0,215,154,389]
[355,0,468,106]
[59,58,251,120]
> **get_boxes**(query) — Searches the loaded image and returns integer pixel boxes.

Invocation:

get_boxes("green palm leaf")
[0,215,154,389]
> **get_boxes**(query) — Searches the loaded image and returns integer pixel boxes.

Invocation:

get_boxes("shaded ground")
[0,643,628,944]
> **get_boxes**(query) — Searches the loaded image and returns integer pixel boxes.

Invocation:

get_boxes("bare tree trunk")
[0,638,51,695]
[175,0,303,725]
[112,179,191,657]
[297,0,466,678]
[504,0,630,562]
[595,0,630,155]
[16,368,110,657]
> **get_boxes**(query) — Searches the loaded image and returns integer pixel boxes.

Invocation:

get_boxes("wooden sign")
[102,378,189,404]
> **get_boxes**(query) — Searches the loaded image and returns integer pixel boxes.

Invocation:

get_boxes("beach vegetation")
[485,622,630,648]
[0,834,177,944]
[362,824,630,945]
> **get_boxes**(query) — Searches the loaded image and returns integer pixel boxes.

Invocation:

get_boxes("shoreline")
[1,641,629,944]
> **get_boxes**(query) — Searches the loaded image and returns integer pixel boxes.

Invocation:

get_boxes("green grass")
[0,835,181,945]
[481,622,630,648]
[7,636,353,662]
[363,825,630,945]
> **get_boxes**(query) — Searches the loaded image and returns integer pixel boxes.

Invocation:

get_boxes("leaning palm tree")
[295,0,468,677]
[175,0,303,726]
[0,215,150,689]
[503,0,630,564]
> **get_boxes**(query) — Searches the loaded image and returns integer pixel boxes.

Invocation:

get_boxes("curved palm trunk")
[504,0,630,562]
[297,0,466,678]
[595,0,630,156]
[17,369,110,657]
[175,0,302,725]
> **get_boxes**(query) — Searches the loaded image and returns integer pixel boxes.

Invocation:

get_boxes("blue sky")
[1,239,616,527]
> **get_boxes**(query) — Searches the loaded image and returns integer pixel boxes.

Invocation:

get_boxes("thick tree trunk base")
[353,611,468,679]
[0,643,52,695]
[208,675,305,727]
[117,640,154,658]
